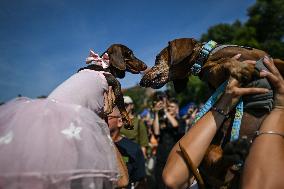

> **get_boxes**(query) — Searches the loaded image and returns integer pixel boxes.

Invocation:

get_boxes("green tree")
[201,0,284,59]
[201,21,261,48]
[201,21,242,44]
[246,0,284,58]
[123,85,153,113]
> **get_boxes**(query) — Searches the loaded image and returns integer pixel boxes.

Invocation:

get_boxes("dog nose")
[141,63,148,70]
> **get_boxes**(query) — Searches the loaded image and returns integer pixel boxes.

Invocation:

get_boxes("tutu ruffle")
[0,97,118,189]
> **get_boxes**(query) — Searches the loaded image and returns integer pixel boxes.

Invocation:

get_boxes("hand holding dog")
[241,56,284,189]
[227,55,284,110]
[260,56,284,109]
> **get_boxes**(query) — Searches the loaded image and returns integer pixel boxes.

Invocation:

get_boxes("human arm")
[152,100,165,135]
[162,58,269,189]
[241,56,284,189]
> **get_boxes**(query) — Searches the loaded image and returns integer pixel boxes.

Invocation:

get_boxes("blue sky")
[0,0,255,102]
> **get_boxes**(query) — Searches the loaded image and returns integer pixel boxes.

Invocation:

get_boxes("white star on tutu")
[61,123,82,140]
[89,182,95,189]
[0,131,13,145]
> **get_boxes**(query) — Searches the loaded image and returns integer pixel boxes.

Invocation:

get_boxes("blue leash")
[193,81,243,141]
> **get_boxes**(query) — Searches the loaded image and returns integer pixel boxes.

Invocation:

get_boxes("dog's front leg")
[201,59,230,89]
[202,58,256,89]
[103,73,133,130]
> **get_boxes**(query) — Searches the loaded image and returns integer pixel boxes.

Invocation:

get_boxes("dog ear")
[107,45,127,71]
[168,38,197,66]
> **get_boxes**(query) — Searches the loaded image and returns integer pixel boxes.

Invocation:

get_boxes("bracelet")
[255,131,284,138]
[211,106,229,119]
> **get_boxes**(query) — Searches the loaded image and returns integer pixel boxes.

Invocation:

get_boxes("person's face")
[107,108,123,136]
[167,102,179,115]
[152,97,167,111]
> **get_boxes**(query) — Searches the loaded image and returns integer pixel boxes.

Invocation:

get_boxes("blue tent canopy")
[179,102,196,117]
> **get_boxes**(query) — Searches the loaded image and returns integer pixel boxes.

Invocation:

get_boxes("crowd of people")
[115,92,201,188]
[0,56,283,189]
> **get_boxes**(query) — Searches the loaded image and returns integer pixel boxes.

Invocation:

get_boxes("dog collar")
[191,40,217,75]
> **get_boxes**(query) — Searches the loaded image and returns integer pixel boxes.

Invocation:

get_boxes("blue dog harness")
[191,40,217,76]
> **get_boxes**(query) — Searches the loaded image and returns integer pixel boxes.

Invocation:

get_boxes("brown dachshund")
[140,38,284,188]
[79,44,147,129]
[140,38,284,91]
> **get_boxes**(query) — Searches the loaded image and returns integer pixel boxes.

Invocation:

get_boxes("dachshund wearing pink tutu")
[0,44,146,189]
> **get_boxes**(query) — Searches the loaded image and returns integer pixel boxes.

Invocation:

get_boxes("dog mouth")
[140,62,169,89]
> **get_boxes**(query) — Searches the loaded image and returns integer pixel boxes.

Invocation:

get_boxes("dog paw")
[122,118,133,130]
[121,114,134,130]
[226,60,256,84]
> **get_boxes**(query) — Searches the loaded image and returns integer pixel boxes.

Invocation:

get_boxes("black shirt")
[156,115,185,162]
[115,137,146,184]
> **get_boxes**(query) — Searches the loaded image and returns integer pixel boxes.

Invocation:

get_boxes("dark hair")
[168,97,179,105]
[152,91,168,102]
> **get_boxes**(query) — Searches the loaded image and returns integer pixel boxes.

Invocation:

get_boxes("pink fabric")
[49,69,108,115]
[0,70,118,189]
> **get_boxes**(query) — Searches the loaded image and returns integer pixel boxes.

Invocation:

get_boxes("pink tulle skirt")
[0,97,118,189]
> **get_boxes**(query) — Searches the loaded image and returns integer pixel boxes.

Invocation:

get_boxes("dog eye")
[127,51,133,56]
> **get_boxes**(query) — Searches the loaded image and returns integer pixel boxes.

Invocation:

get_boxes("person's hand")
[219,77,269,113]
[103,86,116,116]
[260,56,284,109]
[152,100,165,112]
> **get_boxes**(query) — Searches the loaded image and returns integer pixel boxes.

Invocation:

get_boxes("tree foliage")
[123,85,152,113]
[201,0,284,59]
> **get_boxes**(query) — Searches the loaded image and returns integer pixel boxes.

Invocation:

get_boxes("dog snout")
[138,59,148,71]
[140,62,170,89]
[140,75,151,87]
[140,71,168,89]
[126,57,148,74]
